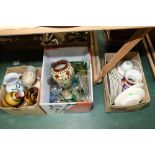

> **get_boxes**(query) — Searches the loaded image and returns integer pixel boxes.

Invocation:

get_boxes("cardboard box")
[0,66,46,115]
[40,47,93,113]
[103,52,150,112]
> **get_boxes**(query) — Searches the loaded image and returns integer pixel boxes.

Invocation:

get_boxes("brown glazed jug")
[24,87,39,106]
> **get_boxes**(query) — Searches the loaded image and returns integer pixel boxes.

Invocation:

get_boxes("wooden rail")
[0,26,150,36]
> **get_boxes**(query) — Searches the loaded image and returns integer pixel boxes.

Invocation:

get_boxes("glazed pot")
[1,91,24,107]
[24,87,39,106]
[51,60,74,89]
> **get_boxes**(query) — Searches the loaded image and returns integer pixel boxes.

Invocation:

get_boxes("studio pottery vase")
[51,60,74,89]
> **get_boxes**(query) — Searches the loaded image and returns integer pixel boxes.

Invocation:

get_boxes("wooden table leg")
[143,34,155,77]
[90,31,102,84]
[93,28,152,85]
[145,33,155,61]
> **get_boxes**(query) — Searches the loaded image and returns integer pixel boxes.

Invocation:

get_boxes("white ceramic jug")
[3,72,24,93]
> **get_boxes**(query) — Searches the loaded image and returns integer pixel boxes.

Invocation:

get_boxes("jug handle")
[18,73,22,78]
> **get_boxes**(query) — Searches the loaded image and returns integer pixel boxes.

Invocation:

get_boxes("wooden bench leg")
[143,34,155,77]
[93,28,152,85]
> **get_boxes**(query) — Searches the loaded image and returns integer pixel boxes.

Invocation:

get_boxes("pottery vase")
[51,60,74,89]
[22,66,37,88]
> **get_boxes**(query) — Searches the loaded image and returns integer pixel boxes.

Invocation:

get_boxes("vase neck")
[52,60,68,72]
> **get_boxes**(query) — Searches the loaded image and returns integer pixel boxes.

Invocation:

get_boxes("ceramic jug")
[24,87,39,105]
[1,91,24,107]
[3,72,24,93]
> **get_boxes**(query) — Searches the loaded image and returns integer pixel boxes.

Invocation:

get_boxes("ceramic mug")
[121,61,133,72]
[117,60,133,79]
[3,72,24,93]
[125,69,142,85]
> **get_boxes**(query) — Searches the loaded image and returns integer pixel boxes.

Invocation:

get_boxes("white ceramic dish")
[114,86,145,106]
[132,83,144,89]
[119,94,141,106]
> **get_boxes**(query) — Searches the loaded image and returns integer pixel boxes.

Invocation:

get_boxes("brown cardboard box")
[103,52,150,112]
[0,66,46,115]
